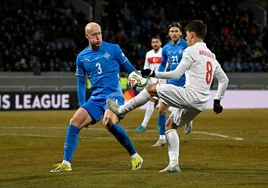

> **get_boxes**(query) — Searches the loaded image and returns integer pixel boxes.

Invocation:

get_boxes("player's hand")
[213,99,223,114]
[141,69,155,78]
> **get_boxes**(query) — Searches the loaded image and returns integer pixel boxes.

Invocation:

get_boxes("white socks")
[131,153,139,159]
[118,89,152,114]
[159,135,166,140]
[141,101,155,128]
[166,129,179,167]
[168,106,175,113]
[62,160,71,166]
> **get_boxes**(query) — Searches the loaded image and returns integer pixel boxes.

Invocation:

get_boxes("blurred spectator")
[0,0,267,72]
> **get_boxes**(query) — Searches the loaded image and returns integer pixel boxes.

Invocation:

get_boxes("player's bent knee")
[103,116,113,128]
[69,108,91,129]
[103,110,117,128]
[159,103,168,114]
[70,117,82,128]
[165,118,177,131]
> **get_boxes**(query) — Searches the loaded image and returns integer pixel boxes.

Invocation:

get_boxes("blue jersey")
[158,39,188,86]
[76,41,127,100]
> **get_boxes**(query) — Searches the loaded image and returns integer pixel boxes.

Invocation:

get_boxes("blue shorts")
[81,96,124,125]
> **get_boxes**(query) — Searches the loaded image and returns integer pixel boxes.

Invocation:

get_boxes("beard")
[91,42,101,50]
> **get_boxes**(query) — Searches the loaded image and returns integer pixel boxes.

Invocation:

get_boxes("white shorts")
[156,84,202,127]
[170,108,200,127]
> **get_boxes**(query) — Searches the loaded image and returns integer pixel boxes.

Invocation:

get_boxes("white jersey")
[144,48,164,84]
[143,48,162,71]
[155,42,229,111]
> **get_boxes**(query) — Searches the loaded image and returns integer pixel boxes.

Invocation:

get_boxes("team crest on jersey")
[179,49,183,54]
[104,52,110,59]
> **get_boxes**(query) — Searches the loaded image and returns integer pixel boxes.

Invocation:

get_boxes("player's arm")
[145,51,191,79]
[114,44,136,73]
[212,63,229,114]
[155,63,188,79]
[75,56,86,106]
[143,52,150,70]
[213,65,229,100]
[157,48,168,72]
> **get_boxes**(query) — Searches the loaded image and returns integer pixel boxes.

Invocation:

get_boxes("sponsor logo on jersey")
[104,52,110,59]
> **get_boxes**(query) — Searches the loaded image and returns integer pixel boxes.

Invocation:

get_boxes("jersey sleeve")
[214,63,229,100]
[114,44,128,65]
[75,55,85,77]
[155,48,192,79]
[158,47,168,72]
[114,44,136,73]
[143,52,150,69]
[155,62,188,80]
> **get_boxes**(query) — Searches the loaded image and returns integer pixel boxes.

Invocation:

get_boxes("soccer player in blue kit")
[50,22,143,172]
[152,22,193,147]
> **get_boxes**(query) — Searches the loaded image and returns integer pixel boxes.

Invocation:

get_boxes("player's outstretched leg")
[108,123,143,170]
[106,98,125,120]
[107,89,152,120]
[184,120,193,135]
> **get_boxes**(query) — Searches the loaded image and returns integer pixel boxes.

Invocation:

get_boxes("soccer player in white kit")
[134,36,163,133]
[107,20,229,173]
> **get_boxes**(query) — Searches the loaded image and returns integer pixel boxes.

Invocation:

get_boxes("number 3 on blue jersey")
[96,63,102,74]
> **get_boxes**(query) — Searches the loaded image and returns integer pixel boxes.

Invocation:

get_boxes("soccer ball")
[128,72,148,91]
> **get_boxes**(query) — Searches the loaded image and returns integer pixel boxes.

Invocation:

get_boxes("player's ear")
[190,32,195,39]
[85,34,89,39]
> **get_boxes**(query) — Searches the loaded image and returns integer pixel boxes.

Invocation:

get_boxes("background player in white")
[107,20,229,173]
[134,36,163,132]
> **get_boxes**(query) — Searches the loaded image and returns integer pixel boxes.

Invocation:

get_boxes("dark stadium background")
[0,1,268,188]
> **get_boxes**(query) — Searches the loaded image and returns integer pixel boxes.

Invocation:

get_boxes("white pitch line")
[0,126,64,129]
[192,131,244,140]
[0,126,244,141]
[0,133,237,141]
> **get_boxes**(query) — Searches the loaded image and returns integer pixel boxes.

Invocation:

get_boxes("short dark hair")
[168,22,182,31]
[151,35,161,40]
[185,20,207,39]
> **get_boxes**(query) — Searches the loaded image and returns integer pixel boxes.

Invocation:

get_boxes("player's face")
[85,25,102,50]
[186,31,194,46]
[151,38,161,51]
[168,27,182,44]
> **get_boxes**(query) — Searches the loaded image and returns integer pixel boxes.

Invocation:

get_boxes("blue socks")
[63,124,136,162]
[158,114,166,136]
[64,125,80,162]
[108,124,136,155]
